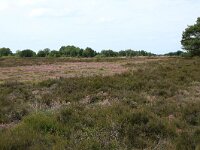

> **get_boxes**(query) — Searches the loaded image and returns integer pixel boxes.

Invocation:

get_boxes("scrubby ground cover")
[0,62,128,83]
[0,57,161,83]
[0,57,132,68]
[0,57,200,150]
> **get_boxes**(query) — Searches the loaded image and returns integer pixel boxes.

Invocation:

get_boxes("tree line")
[0,46,157,58]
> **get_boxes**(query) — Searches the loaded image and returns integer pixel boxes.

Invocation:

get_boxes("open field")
[0,62,128,83]
[0,57,164,83]
[0,57,200,150]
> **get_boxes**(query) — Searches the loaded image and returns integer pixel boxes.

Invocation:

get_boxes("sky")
[0,0,200,54]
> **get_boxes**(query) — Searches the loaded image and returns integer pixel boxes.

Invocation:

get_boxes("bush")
[182,102,200,126]
[120,110,175,149]
[0,116,68,150]
[24,113,69,136]
[176,132,196,150]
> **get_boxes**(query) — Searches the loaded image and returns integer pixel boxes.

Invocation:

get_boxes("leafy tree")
[124,49,137,57]
[37,48,50,57]
[119,50,126,56]
[140,50,147,56]
[18,49,36,57]
[118,49,155,57]
[49,50,61,57]
[83,47,96,57]
[0,48,12,57]
[181,17,200,56]
[15,50,21,57]
[78,49,84,57]
[101,50,118,57]
[164,50,185,56]
[37,51,46,57]
[59,45,82,57]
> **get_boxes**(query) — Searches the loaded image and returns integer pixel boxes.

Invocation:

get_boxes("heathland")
[0,57,200,150]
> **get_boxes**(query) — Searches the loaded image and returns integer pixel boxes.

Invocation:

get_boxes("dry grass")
[0,57,164,83]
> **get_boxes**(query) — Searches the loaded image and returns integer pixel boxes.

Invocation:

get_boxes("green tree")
[119,50,126,57]
[125,49,137,57]
[49,50,61,57]
[140,50,147,56]
[181,17,200,56]
[37,48,50,57]
[59,45,82,57]
[0,48,12,57]
[83,47,96,57]
[164,50,185,56]
[18,49,36,57]
[101,50,118,57]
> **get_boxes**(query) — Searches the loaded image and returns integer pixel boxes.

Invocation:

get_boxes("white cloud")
[97,17,115,24]
[18,0,47,6]
[29,7,74,17]
[0,1,9,11]
[29,8,49,17]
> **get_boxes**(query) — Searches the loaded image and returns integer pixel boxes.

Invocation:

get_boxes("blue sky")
[0,0,199,54]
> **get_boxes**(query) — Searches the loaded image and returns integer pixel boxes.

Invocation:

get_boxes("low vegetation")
[0,57,200,149]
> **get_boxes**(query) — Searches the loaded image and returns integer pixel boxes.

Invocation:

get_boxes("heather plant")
[0,57,200,149]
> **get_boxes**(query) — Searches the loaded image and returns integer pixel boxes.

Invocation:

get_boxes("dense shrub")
[176,132,196,150]
[182,102,200,126]
[120,110,175,149]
